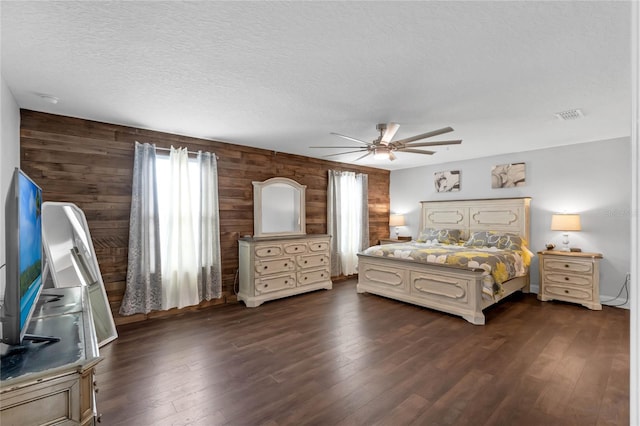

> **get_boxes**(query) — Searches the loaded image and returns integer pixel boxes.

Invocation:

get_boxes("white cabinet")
[238,235,332,307]
[538,250,603,310]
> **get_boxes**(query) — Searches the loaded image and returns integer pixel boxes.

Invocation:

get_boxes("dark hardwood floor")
[95,279,629,426]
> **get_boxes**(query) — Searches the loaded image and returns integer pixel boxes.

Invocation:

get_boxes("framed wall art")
[434,170,460,192]
[491,162,525,188]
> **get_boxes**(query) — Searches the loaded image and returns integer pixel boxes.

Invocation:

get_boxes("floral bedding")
[362,241,532,300]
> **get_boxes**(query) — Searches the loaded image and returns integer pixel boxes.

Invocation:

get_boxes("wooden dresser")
[537,250,603,310]
[0,287,102,425]
[238,234,332,307]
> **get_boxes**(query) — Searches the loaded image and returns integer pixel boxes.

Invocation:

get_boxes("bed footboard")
[357,254,528,325]
[357,254,488,324]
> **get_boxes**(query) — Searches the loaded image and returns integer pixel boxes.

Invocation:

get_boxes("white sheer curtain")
[159,147,200,310]
[327,170,369,276]
[120,142,163,315]
[197,151,222,300]
[122,144,222,314]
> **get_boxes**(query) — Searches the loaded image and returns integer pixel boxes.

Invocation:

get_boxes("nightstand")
[537,250,602,310]
[379,237,411,245]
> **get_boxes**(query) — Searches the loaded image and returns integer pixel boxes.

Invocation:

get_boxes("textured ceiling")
[0,1,632,170]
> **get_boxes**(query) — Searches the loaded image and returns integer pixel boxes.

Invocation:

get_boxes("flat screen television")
[2,168,57,346]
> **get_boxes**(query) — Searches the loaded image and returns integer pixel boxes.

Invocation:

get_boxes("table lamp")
[551,213,581,252]
[389,214,405,239]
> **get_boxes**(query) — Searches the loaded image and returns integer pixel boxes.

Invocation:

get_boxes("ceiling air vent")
[554,109,584,121]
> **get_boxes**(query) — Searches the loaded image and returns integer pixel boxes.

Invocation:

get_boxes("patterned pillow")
[464,231,524,250]
[416,228,461,245]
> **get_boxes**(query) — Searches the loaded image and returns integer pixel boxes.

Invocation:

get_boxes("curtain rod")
[152,145,219,159]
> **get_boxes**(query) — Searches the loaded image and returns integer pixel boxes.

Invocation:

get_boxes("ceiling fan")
[311,123,462,161]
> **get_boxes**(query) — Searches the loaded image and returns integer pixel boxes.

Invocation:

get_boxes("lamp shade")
[550,214,581,231]
[389,214,406,227]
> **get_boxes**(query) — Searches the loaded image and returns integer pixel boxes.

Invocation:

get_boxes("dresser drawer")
[255,257,295,275]
[298,268,330,286]
[297,253,329,269]
[255,245,283,258]
[284,243,307,255]
[308,241,329,252]
[545,272,593,287]
[544,284,592,301]
[545,258,592,274]
[255,273,296,295]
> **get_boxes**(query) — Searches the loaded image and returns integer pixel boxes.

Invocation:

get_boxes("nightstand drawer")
[544,284,592,301]
[545,259,592,274]
[545,272,593,287]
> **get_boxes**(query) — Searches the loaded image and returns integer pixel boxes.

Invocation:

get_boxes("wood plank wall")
[19,110,390,325]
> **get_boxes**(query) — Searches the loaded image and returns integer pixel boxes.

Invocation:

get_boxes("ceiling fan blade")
[354,151,373,161]
[330,132,372,146]
[310,146,364,149]
[397,148,436,155]
[322,149,369,158]
[392,127,454,145]
[381,122,400,144]
[399,139,462,148]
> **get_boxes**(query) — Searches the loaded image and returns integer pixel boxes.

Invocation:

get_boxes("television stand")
[0,287,101,425]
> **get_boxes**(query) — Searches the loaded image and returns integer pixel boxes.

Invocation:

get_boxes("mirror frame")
[253,177,306,237]
[42,202,118,347]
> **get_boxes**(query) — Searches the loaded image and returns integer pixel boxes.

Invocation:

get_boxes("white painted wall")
[1,74,21,303]
[390,137,631,306]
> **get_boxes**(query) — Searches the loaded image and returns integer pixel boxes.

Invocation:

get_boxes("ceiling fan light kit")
[313,122,462,162]
[373,146,392,160]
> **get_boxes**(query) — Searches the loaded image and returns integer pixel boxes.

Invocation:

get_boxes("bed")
[357,198,532,325]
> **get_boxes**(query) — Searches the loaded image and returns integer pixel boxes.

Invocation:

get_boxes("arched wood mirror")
[253,177,306,237]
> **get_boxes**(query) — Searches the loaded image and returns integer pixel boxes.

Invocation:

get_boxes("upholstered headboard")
[419,198,531,243]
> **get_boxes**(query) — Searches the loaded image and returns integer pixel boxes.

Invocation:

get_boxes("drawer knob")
[304,260,308,264]
[265,284,269,287]
[284,280,288,284]
[264,266,268,270]
[564,289,569,294]
[267,249,271,253]
[304,277,308,280]
[295,247,298,251]
[284,263,288,267]
[564,264,569,268]
[564,277,569,281]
